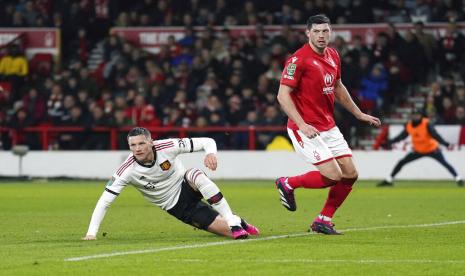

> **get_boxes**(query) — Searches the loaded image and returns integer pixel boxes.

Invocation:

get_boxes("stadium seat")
[29,53,53,75]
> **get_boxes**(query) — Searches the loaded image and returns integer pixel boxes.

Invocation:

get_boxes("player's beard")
[310,39,327,53]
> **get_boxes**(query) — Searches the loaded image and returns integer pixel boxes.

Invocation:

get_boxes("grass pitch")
[1,180,464,275]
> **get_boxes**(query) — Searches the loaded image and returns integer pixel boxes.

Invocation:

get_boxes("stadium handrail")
[0,125,287,150]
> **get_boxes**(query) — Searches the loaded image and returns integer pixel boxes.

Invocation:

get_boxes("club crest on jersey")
[160,160,171,171]
[322,73,335,94]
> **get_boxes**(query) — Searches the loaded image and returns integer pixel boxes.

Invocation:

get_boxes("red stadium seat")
[29,53,53,75]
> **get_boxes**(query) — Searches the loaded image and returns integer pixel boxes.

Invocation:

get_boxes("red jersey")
[280,44,341,131]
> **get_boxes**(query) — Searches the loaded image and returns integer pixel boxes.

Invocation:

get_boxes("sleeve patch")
[177,138,187,149]
[106,177,115,186]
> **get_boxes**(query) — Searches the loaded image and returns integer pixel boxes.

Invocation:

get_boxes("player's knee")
[185,168,204,190]
[329,171,343,182]
[322,175,339,187]
[344,170,358,180]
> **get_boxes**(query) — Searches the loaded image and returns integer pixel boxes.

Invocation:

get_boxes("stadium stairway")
[87,42,105,72]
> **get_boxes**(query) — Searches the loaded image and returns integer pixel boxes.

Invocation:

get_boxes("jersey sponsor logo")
[324,73,334,86]
[322,73,335,94]
[144,182,156,189]
[160,160,171,171]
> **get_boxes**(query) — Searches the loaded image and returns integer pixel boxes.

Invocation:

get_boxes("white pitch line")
[65,220,465,262]
[165,258,465,264]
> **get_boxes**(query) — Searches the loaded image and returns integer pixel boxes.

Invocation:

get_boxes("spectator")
[358,63,388,113]
[58,105,85,150]
[47,84,65,124]
[398,30,428,84]
[83,105,111,150]
[437,22,465,74]
[454,106,465,124]
[0,45,28,100]
[8,108,40,149]
[21,88,46,125]
[440,97,456,124]
[413,21,437,73]
[257,105,284,149]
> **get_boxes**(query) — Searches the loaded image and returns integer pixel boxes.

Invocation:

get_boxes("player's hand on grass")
[299,123,320,139]
[357,113,381,127]
[204,153,217,171]
[82,235,96,240]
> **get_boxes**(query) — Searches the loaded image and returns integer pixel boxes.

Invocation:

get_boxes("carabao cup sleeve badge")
[287,63,296,76]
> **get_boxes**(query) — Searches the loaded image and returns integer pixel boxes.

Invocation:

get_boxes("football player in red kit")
[275,14,381,234]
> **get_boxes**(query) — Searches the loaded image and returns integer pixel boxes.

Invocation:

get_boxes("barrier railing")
[0,125,287,150]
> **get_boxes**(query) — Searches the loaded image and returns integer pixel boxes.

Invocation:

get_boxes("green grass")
[1,180,464,275]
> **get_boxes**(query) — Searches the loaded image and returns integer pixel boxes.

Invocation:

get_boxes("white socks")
[186,169,241,227]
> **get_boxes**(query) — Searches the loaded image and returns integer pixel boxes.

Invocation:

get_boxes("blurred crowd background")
[0,0,464,150]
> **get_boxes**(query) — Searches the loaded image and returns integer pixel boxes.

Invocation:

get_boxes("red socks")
[320,178,357,218]
[288,171,337,189]
[287,171,357,219]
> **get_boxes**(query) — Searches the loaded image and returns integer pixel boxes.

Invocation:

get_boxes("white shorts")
[287,126,352,165]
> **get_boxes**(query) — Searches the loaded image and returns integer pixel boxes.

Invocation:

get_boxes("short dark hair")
[306,14,331,29]
[127,127,152,140]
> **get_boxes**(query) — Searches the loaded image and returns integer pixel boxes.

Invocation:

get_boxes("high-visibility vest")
[406,118,438,153]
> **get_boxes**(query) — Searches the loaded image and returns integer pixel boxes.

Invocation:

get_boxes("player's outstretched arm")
[82,190,117,240]
[186,138,219,171]
[427,123,450,147]
[335,80,381,127]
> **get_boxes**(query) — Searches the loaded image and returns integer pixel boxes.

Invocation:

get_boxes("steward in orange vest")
[378,109,463,187]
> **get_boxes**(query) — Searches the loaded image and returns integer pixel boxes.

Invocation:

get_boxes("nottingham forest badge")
[160,160,171,171]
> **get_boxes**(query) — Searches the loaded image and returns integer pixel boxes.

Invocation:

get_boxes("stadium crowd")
[0,0,464,150]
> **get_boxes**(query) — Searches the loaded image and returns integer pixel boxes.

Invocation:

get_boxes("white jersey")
[85,137,217,236]
[108,138,212,210]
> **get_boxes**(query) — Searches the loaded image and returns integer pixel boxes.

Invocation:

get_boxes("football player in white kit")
[83,127,259,240]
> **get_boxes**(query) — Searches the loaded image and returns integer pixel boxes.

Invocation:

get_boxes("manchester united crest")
[160,160,171,171]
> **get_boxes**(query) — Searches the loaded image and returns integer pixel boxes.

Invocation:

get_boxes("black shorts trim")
[167,180,218,230]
